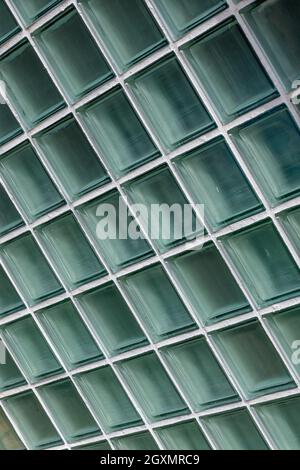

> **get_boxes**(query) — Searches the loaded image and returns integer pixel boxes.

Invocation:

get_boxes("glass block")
[73,441,111,450]
[35,8,114,102]
[1,316,63,382]
[0,233,64,306]
[0,351,26,392]
[0,407,25,450]
[182,19,278,123]
[0,104,23,145]
[221,220,300,307]
[38,379,101,443]
[79,87,160,178]
[112,431,159,451]
[117,352,189,422]
[78,0,167,72]
[230,106,300,206]
[3,391,62,449]
[0,265,24,318]
[161,337,239,411]
[156,420,211,450]
[36,213,106,290]
[174,137,263,230]
[75,366,142,433]
[76,282,148,356]
[212,320,295,399]
[127,55,215,151]
[11,0,63,26]
[279,206,300,256]
[38,300,104,370]
[168,244,250,326]
[0,184,23,237]
[120,264,196,342]
[0,1,20,45]
[0,142,64,222]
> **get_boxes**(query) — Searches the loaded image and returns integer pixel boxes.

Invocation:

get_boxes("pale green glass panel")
[213,320,294,399]
[75,366,142,433]
[11,0,63,26]
[0,184,23,236]
[0,1,20,45]
[0,265,24,318]
[112,431,159,450]
[117,352,188,422]
[76,282,148,356]
[0,352,26,392]
[73,441,111,450]
[0,104,22,145]
[0,407,25,450]
[279,207,300,256]
[157,420,211,450]
[182,19,278,123]
[168,244,250,325]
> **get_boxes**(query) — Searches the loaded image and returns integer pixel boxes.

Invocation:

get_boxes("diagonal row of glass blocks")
[0,0,300,451]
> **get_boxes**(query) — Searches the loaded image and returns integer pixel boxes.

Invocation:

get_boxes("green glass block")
[0,104,23,145]
[75,366,142,433]
[182,19,278,123]
[38,300,104,370]
[73,440,111,450]
[221,220,300,307]
[202,409,268,450]
[0,1,20,45]
[38,379,101,443]
[230,106,300,206]
[79,87,160,178]
[212,320,295,399]
[35,8,114,102]
[156,420,211,450]
[0,143,64,222]
[11,0,63,26]
[127,55,215,151]
[0,233,64,306]
[3,391,62,449]
[168,244,250,326]
[0,41,65,128]
[279,206,300,256]
[161,337,238,411]
[0,407,25,450]
[1,316,63,382]
[120,264,196,342]
[0,265,24,318]
[117,352,188,422]
[0,185,23,237]
[78,0,167,72]
[0,351,26,392]
[76,282,148,356]
[36,213,106,290]
[112,431,159,451]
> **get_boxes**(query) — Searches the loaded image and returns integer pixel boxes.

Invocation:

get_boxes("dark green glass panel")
[0,407,25,450]
[73,440,111,450]
[0,351,26,391]
[112,431,159,450]
[0,265,24,317]
[0,184,23,237]
[0,1,20,45]
[156,420,211,450]
[11,0,63,26]
[0,104,22,145]
[279,206,300,256]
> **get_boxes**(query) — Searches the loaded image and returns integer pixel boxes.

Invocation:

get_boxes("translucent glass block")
[1,233,64,306]
[11,0,63,26]
[35,8,114,102]
[112,432,159,451]
[0,351,26,392]
[127,55,215,151]
[0,104,23,145]
[0,1,20,45]
[78,0,167,72]
[117,352,188,422]
[79,87,160,178]
[74,441,111,450]
[38,379,101,443]
[36,213,106,290]
[76,282,148,356]
[174,137,263,230]
[0,185,23,237]
[279,206,300,256]
[3,391,62,449]
[0,143,65,222]
[156,420,211,450]
[182,19,278,123]
[168,244,250,325]
[75,366,142,433]
[221,220,300,307]
[0,265,24,318]
[0,407,25,450]
[38,300,104,370]
[212,320,295,399]
[161,337,239,411]
[202,409,268,450]
[230,106,300,206]
[120,264,196,342]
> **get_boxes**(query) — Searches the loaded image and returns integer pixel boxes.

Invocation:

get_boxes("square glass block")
[73,441,111,450]
[117,352,189,422]
[168,244,250,326]
[36,213,106,290]
[38,300,104,370]
[0,1,20,45]
[174,137,263,231]
[279,206,300,256]
[0,265,24,317]
[0,104,23,146]
[0,142,64,222]
[212,320,295,399]
[3,391,62,449]
[1,316,63,382]
[202,409,268,450]
[75,366,142,433]
[35,8,113,103]
[0,184,23,237]
[76,190,153,273]
[120,264,196,342]
[78,0,167,72]
[221,220,300,307]
[0,351,26,392]
[0,41,65,128]
[156,420,211,450]
[112,432,159,451]
[128,55,215,151]
[230,106,300,206]
[38,379,101,443]
[182,19,278,124]
[161,337,238,411]
[0,407,25,450]
[76,282,148,356]
[34,116,110,200]
[11,0,63,26]
[0,233,64,306]
[79,87,160,178]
